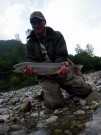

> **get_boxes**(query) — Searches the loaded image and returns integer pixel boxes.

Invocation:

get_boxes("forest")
[0,40,101,91]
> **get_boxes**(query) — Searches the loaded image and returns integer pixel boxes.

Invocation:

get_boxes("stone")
[0,127,6,135]
[73,110,85,115]
[27,130,48,135]
[22,100,32,113]
[11,130,27,135]
[0,119,5,123]
[0,114,9,120]
[46,115,58,123]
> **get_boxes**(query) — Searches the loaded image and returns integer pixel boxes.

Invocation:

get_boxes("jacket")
[26,26,68,62]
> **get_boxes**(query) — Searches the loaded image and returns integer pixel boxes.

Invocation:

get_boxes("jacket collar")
[27,27,57,40]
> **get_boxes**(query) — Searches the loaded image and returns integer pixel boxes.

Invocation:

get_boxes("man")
[25,11,92,109]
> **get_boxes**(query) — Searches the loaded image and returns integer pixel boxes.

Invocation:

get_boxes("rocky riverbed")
[0,71,101,135]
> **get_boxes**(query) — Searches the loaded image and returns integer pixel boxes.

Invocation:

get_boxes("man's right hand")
[23,66,37,76]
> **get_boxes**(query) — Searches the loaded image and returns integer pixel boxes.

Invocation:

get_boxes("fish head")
[13,62,30,73]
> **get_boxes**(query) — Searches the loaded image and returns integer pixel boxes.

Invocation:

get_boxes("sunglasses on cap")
[30,17,43,25]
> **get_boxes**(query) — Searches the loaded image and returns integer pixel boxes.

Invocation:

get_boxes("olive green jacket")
[26,27,68,62]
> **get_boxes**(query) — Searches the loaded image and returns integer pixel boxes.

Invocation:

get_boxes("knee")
[78,84,93,99]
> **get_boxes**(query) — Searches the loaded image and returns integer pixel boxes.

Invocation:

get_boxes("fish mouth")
[12,66,22,73]
[12,69,21,73]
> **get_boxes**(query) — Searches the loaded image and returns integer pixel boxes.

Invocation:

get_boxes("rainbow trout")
[13,62,84,79]
[13,62,65,75]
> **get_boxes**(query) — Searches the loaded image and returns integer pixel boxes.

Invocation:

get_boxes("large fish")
[13,62,84,78]
[13,62,65,75]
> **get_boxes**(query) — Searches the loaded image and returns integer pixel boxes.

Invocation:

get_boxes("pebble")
[46,115,58,123]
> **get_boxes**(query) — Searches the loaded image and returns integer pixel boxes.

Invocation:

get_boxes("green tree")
[75,44,83,54]
[85,44,94,57]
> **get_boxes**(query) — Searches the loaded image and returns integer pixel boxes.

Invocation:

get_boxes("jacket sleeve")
[54,32,68,62]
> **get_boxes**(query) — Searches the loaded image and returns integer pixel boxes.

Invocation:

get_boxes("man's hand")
[23,66,37,76]
[58,62,70,75]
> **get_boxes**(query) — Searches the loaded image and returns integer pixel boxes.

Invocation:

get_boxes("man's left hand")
[58,64,70,75]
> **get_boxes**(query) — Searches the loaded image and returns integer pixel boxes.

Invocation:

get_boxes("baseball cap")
[30,11,45,20]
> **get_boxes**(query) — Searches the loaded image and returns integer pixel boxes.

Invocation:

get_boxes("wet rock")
[0,114,9,120]
[27,130,48,135]
[90,101,100,110]
[10,97,20,105]
[54,109,60,114]
[84,121,92,127]
[11,129,27,135]
[43,106,53,114]
[53,129,63,134]
[46,115,58,123]
[73,110,85,115]
[10,124,23,131]
[22,100,32,113]
[9,117,18,123]
[86,91,101,103]
[0,119,5,123]
[0,108,9,114]
[79,99,87,106]
[0,127,6,135]
[0,99,4,104]
[31,112,38,117]
[83,106,90,110]
[64,130,72,135]
[40,111,44,117]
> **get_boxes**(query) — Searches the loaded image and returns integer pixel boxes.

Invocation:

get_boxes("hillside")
[0,40,25,55]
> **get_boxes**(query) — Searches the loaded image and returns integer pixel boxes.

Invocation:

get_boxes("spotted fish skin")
[13,62,64,75]
[13,62,84,77]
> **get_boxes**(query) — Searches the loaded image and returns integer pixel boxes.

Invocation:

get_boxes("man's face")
[30,17,46,37]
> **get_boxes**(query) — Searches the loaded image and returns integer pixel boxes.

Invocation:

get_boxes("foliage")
[85,44,94,57]
[0,80,9,91]
[9,75,21,87]
[75,44,83,54]
[69,44,101,73]
[0,40,26,68]
[75,43,94,57]
[9,74,38,90]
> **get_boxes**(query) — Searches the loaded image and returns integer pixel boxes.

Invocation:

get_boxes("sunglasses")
[30,17,43,25]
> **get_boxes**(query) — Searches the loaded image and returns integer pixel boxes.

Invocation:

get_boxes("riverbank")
[0,71,101,135]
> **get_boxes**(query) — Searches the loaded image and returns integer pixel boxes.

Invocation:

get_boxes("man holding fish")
[22,11,92,109]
